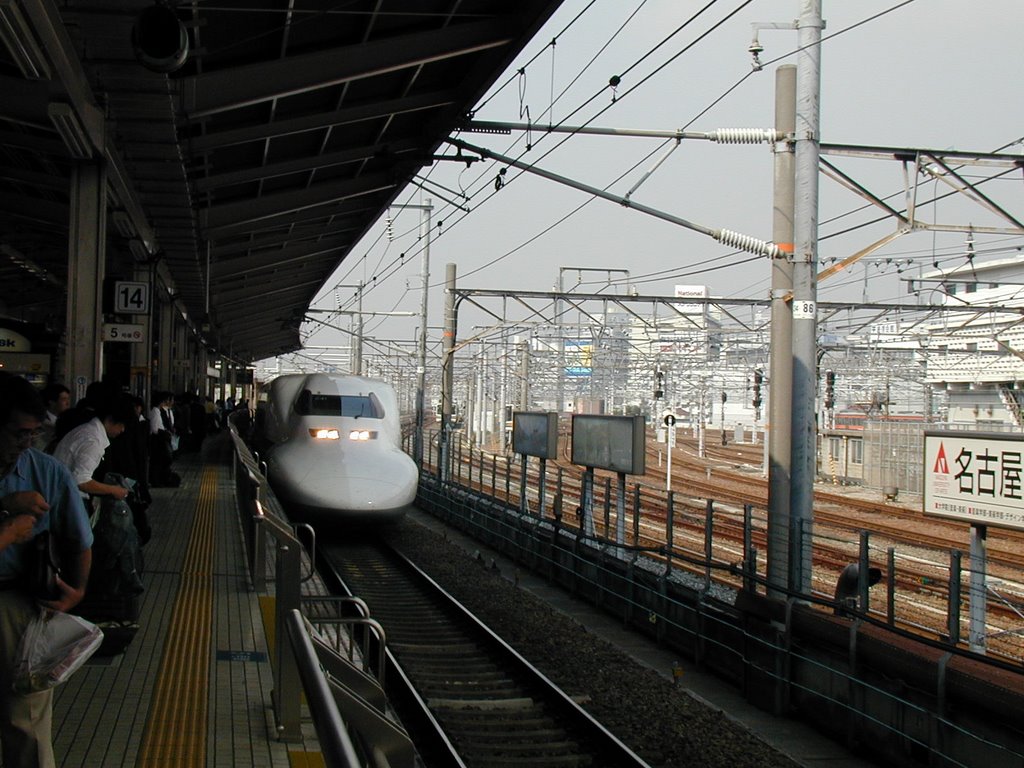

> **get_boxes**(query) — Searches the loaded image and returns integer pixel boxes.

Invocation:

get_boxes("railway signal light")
[752,369,763,409]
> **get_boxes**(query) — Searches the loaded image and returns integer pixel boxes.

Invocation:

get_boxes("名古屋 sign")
[923,431,1024,531]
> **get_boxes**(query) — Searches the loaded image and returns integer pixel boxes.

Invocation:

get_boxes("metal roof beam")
[219,308,305,332]
[0,163,66,191]
[200,171,395,230]
[212,238,345,277]
[0,127,65,155]
[216,255,339,287]
[188,90,455,152]
[204,200,376,241]
[0,191,67,224]
[182,19,511,117]
[0,75,50,127]
[212,279,319,308]
[193,138,420,193]
[211,221,359,258]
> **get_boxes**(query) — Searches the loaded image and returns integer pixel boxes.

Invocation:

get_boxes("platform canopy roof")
[0,0,563,362]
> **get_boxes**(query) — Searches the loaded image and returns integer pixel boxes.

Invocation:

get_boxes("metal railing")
[229,428,414,767]
[231,432,303,740]
[423,433,1024,663]
[285,610,364,767]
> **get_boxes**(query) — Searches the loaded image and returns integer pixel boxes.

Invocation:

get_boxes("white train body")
[260,373,417,522]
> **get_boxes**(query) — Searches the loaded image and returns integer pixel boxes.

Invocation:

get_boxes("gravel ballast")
[387,519,800,768]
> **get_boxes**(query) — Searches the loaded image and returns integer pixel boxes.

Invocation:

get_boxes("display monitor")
[512,412,559,459]
[570,414,646,475]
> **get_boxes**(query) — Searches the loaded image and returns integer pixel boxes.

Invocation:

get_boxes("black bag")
[75,487,144,634]
[128,498,152,546]
[25,530,61,601]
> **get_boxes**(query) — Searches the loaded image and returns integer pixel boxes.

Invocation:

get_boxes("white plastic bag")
[12,609,104,693]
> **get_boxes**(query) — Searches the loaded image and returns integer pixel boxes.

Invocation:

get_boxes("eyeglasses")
[4,427,43,446]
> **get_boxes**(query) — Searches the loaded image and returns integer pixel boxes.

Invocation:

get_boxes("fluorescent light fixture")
[128,239,150,260]
[48,102,94,159]
[0,243,54,283]
[0,0,50,80]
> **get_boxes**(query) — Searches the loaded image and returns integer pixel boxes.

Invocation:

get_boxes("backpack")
[74,474,145,654]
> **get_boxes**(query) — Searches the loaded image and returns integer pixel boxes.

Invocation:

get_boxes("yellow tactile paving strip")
[135,466,217,767]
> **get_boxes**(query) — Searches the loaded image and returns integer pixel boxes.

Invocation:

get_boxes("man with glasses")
[0,374,93,768]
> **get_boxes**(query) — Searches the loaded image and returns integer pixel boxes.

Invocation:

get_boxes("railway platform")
[50,431,323,767]
[41,425,893,768]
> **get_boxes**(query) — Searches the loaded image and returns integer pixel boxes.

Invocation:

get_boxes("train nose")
[336,451,418,508]
[273,444,417,511]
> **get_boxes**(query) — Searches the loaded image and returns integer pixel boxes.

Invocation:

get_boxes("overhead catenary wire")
[337,0,744,303]
[308,0,1012,363]
[419,0,931,291]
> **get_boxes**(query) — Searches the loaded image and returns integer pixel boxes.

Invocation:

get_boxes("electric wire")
[308,1,1015,363]
[323,0,668,305]
[425,0,933,294]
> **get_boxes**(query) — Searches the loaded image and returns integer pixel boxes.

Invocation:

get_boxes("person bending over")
[52,395,136,510]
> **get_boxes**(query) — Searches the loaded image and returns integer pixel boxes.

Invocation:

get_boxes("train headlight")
[309,428,341,440]
[349,429,371,441]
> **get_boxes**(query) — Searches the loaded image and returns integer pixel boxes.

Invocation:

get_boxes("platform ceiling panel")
[0,0,564,362]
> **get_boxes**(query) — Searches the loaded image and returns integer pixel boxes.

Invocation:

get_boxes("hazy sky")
[278,0,1024,370]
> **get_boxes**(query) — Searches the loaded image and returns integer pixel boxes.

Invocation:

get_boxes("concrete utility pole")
[355,282,363,375]
[767,64,796,597]
[415,199,432,467]
[518,339,530,411]
[441,263,457,481]
[789,0,823,596]
[556,272,564,414]
[387,199,434,466]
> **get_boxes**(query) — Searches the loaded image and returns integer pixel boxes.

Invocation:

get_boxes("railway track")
[430,430,1024,661]
[320,539,651,768]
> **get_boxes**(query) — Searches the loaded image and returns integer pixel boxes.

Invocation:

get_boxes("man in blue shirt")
[0,374,93,768]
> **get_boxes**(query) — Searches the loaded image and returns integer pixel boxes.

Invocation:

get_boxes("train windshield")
[296,390,384,419]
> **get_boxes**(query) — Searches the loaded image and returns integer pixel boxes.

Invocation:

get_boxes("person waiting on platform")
[148,392,178,487]
[0,373,93,768]
[33,384,71,452]
[52,396,135,512]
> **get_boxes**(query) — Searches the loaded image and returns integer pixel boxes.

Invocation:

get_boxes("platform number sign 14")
[114,281,149,314]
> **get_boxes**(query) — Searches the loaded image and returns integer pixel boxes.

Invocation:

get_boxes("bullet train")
[257,373,418,524]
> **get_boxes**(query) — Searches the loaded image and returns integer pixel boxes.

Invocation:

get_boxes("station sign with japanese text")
[923,431,1024,531]
[101,323,145,343]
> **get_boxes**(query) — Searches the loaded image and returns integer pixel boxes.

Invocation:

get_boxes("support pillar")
[155,296,175,393]
[969,524,987,654]
[129,264,153,400]
[789,0,823,597]
[767,64,796,597]
[65,161,107,397]
[218,356,228,403]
